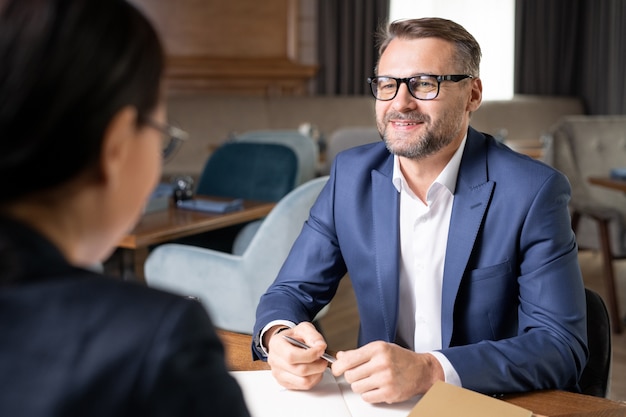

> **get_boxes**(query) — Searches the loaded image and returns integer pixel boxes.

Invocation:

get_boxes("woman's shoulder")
[16,270,214,342]
[83,272,209,324]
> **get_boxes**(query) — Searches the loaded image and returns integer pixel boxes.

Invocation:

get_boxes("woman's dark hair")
[0,0,164,202]
[0,0,163,285]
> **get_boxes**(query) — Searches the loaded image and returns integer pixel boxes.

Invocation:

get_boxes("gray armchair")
[144,176,330,334]
[320,126,380,175]
[543,115,626,333]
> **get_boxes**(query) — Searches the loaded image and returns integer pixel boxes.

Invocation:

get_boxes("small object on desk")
[610,167,626,181]
[171,175,194,202]
[144,182,175,214]
[283,335,336,363]
[176,198,244,214]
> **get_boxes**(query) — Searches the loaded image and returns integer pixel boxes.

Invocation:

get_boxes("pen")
[282,335,336,363]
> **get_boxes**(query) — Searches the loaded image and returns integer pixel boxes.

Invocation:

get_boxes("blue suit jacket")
[254,127,587,394]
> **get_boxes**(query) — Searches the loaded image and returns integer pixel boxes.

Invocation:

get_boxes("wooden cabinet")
[131,0,317,95]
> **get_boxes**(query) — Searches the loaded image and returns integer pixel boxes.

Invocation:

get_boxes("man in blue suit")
[253,17,587,403]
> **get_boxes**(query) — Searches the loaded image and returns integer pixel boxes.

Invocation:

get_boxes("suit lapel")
[441,129,494,348]
[371,164,400,342]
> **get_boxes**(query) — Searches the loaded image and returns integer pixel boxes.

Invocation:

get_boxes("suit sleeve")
[139,298,250,417]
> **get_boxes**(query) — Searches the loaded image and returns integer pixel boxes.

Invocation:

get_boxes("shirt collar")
[392,136,467,195]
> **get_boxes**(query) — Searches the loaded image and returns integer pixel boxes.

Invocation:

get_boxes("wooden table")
[588,176,626,193]
[216,330,626,417]
[115,198,275,279]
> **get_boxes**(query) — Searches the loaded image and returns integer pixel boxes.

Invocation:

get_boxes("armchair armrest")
[572,202,625,223]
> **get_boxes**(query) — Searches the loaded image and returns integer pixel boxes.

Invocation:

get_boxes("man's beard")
[378,109,464,160]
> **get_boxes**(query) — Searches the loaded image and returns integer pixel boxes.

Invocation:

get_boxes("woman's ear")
[99,106,138,187]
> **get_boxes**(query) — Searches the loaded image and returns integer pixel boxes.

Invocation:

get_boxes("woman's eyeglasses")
[145,119,189,160]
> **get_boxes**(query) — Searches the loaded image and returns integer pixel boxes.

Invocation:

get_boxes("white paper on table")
[231,370,350,417]
[231,370,421,417]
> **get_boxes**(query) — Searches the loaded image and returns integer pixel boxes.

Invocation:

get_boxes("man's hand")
[331,341,444,404]
[265,322,329,390]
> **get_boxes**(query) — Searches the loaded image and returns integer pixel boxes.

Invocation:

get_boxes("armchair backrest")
[544,115,626,211]
[240,176,329,296]
[322,126,380,175]
[232,130,319,186]
[579,288,611,397]
[195,141,298,202]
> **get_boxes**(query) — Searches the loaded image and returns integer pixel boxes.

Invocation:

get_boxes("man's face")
[375,37,481,161]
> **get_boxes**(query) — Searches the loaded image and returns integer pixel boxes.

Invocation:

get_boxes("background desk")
[588,176,626,193]
[114,198,275,279]
[216,330,626,417]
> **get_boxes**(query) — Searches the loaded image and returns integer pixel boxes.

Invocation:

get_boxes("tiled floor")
[318,250,626,401]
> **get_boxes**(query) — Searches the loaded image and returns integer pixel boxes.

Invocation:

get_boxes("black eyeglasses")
[367,74,474,101]
[145,119,189,160]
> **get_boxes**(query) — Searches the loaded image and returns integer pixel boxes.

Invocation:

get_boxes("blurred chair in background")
[144,176,330,334]
[578,288,611,397]
[543,115,626,333]
[231,129,318,185]
[179,141,298,253]
[196,141,298,201]
[321,126,380,175]
[226,130,319,253]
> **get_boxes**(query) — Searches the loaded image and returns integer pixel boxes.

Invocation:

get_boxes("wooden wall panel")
[131,0,316,95]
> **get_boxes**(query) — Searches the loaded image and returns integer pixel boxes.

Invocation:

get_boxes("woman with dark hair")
[0,1,250,415]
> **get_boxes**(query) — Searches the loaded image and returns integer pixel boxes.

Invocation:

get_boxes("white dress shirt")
[392,138,466,387]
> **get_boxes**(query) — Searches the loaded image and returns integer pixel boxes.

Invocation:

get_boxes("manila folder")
[408,381,532,417]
